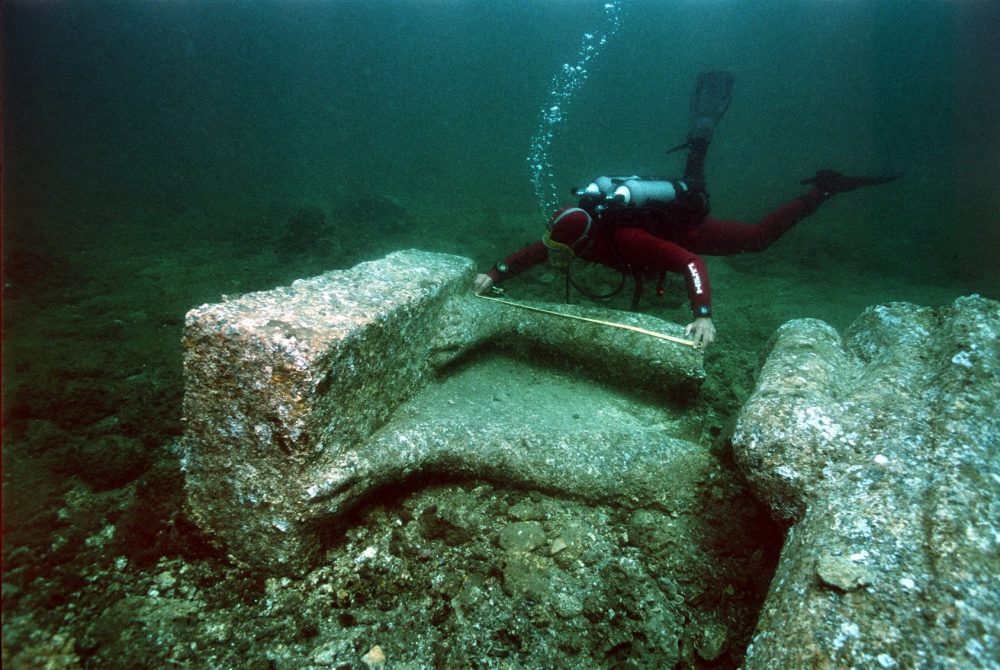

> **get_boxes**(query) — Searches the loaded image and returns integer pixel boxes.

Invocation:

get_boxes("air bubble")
[527,1,623,220]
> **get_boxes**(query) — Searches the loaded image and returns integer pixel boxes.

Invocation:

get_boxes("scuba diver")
[473,71,898,347]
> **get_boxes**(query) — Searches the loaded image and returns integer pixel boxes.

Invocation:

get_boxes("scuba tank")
[572,175,696,214]
[612,178,689,207]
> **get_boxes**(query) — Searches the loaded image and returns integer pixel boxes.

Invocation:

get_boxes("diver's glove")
[801,169,900,196]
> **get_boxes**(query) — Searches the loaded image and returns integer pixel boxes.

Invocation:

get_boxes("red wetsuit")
[488,188,827,318]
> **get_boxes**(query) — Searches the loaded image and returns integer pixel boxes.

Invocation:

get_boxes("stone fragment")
[508,499,544,521]
[627,509,676,554]
[552,591,585,619]
[501,552,554,602]
[733,295,1000,668]
[311,638,353,665]
[451,576,485,614]
[694,622,729,661]
[816,554,873,592]
[361,644,385,669]
[499,522,546,552]
[182,250,706,573]
[4,632,81,670]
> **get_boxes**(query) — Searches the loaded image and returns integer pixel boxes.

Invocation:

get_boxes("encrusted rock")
[733,295,1000,668]
[499,522,546,552]
[182,250,705,573]
[552,590,585,619]
[501,552,555,602]
[694,621,729,661]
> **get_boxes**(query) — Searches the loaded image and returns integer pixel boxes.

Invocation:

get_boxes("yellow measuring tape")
[476,293,698,348]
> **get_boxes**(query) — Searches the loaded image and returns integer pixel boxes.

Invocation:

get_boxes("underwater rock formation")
[733,295,999,668]
[181,249,704,573]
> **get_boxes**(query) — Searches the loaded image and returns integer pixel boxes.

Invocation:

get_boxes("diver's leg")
[677,72,735,213]
[684,137,710,189]
[680,194,824,255]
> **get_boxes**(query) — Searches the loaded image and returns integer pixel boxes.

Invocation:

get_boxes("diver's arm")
[474,241,548,293]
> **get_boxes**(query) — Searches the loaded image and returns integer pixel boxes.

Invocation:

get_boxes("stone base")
[181,250,705,573]
[733,295,1000,668]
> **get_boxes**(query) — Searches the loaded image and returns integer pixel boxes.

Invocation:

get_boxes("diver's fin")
[800,169,903,194]
[688,70,735,144]
[666,71,736,154]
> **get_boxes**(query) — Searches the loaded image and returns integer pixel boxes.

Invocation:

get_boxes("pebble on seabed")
[362,644,386,669]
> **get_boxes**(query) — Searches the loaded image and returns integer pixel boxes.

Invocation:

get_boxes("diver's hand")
[685,317,716,348]
[473,273,494,295]
[801,169,900,195]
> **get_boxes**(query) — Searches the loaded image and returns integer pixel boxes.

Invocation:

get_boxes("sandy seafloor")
[3,187,995,669]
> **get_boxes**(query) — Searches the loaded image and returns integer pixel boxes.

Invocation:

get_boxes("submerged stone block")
[181,250,705,573]
[733,295,1000,668]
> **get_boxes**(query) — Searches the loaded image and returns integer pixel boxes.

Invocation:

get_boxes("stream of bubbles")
[526,1,624,221]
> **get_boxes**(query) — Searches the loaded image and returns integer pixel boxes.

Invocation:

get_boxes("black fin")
[688,71,735,144]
